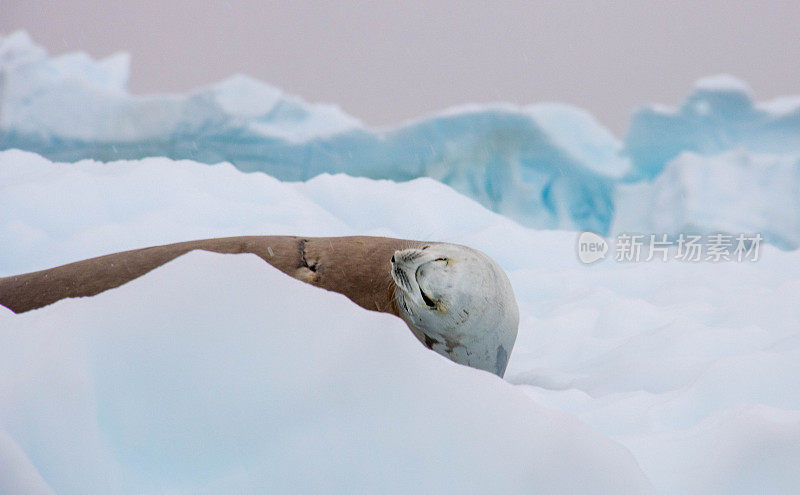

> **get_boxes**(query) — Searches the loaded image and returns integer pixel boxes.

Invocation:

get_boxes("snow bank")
[2,150,800,493]
[0,429,54,495]
[0,250,652,494]
[0,149,509,275]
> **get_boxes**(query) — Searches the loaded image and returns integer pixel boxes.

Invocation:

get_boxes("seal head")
[391,243,519,376]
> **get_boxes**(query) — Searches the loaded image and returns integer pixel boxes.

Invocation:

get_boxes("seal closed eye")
[420,288,437,308]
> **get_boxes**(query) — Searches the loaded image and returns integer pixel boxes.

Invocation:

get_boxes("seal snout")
[390,249,421,294]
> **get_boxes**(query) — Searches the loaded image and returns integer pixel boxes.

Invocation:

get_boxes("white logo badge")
[577,232,608,264]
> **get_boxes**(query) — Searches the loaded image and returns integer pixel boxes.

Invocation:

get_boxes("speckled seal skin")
[391,243,519,376]
[0,236,518,376]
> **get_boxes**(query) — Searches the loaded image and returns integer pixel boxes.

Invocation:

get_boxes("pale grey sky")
[3,1,799,135]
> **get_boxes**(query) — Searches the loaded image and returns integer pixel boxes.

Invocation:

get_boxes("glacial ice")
[614,150,800,249]
[2,150,800,493]
[0,31,620,235]
[3,31,800,247]
[625,75,800,180]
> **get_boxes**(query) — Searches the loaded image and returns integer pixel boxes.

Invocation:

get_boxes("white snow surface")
[692,74,755,95]
[0,251,651,494]
[2,150,800,493]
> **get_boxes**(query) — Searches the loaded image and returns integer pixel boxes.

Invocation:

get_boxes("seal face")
[391,243,519,376]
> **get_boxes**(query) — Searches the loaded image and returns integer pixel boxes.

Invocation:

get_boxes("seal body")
[0,236,417,316]
[0,236,518,376]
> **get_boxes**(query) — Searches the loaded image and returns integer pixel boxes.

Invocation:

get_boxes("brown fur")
[0,236,427,316]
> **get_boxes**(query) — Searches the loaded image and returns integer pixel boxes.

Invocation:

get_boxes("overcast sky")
[3,1,799,135]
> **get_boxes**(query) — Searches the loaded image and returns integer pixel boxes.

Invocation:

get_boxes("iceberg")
[0,32,360,143]
[614,150,800,249]
[624,75,800,180]
[2,31,800,247]
[616,78,800,249]
[0,31,620,235]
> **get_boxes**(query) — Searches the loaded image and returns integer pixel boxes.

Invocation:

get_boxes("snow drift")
[2,150,800,493]
[0,251,653,494]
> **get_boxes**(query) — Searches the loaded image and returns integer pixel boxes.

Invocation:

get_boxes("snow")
[2,150,800,493]
[0,429,54,495]
[693,74,755,94]
[0,250,652,494]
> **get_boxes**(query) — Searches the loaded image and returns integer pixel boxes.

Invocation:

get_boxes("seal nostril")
[390,255,395,263]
